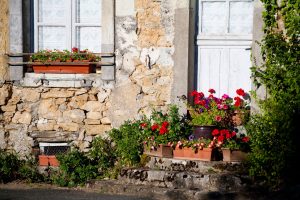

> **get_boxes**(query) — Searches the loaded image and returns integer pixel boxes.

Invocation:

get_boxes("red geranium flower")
[159,126,168,135]
[161,121,169,127]
[151,124,159,131]
[208,89,216,94]
[140,123,147,128]
[236,88,246,96]
[212,129,219,136]
[242,136,250,143]
[72,47,78,53]
[218,135,225,142]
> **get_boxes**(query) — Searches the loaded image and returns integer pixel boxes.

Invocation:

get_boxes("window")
[196,0,254,97]
[34,0,102,52]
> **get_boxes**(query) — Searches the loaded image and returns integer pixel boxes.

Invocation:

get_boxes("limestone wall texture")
[0,0,9,82]
[0,0,180,157]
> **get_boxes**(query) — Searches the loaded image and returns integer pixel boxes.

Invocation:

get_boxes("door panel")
[197,47,251,97]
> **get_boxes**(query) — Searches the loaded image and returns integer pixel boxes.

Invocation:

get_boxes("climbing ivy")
[249,0,300,188]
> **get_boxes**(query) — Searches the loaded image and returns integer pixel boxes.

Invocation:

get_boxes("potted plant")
[187,89,233,139]
[212,128,250,162]
[173,137,216,161]
[30,47,100,74]
[142,105,191,158]
[232,88,251,126]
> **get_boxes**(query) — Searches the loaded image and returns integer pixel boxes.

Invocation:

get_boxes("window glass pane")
[229,2,253,34]
[38,27,66,50]
[75,0,102,23]
[76,27,101,52]
[38,0,66,23]
[201,2,226,34]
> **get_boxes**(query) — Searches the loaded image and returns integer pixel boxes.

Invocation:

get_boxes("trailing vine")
[249,0,300,188]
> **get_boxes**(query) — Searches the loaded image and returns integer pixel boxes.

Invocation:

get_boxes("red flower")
[231,131,236,137]
[72,47,78,53]
[162,121,169,127]
[159,126,168,135]
[234,96,242,107]
[151,124,159,131]
[226,132,231,139]
[208,88,216,94]
[220,129,229,136]
[140,123,147,128]
[242,136,250,143]
[190,90,198,97]
[218,135,225,142]
[236,88,246,96]
[215,115,222,122]
[212,129,219,136]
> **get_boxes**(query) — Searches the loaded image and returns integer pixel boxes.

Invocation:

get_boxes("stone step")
[118,168,251,193]
[88,179,264,200]
[145,156,247,174]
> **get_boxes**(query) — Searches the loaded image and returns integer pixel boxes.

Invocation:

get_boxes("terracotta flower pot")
[221,148,248,162]
[38,155,60,166]
[173,147,213,161]
[143,144,173,158]
[173,146,185,159]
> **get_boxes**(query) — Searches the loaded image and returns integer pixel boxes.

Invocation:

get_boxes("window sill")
[21,72,108,88]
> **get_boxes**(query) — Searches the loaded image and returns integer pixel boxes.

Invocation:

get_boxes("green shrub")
[89,137,117,175]
[0,150,44,183]
[53,149,98,187]
[0,150,21,183]
[109,120,145,167]
[249,0,300,188]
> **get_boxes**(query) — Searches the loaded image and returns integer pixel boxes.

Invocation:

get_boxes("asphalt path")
[0,188,153,200]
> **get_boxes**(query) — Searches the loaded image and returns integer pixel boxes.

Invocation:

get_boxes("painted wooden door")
[196,0,253,97]
[34,0,102,52]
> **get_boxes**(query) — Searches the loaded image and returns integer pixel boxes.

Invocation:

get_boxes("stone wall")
[0,0,182,157]
[112,0,176,127]
[0,85,112,156]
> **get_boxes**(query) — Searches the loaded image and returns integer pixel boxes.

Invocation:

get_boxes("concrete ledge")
[21,73,108,88]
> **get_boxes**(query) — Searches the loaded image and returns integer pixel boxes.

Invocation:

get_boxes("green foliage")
[89,137,117,172]
[30,48,100,62]
[53,149,98,187]
[142,105,192,148]
[0,150,44,183]
[109,120,146,166]
[249,0,300,188]
[0,150,21,183]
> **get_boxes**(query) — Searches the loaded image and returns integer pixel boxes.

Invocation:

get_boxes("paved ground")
[0,183,153,200]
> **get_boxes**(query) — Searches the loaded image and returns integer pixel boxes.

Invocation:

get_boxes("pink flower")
[222,94,229,100]
[223,104,229,110]
[215,115,222,122]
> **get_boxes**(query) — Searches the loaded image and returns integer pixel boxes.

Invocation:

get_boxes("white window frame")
[197,0,253,46]
[33,0,102,52]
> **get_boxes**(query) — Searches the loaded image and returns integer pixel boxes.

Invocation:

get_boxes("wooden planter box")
[173,147,213,161]
[32,62,93,74]
[143,144,173,158]
[221,148,248,162]
[38,155,59,167]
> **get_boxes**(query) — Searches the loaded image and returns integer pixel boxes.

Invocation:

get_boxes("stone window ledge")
[21,73,114,88]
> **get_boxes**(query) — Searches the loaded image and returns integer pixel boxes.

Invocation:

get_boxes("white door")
[34,0,102,52]
[197,0,253,97]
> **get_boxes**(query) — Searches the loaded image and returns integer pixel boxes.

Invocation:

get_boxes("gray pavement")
[0,188,153,200]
